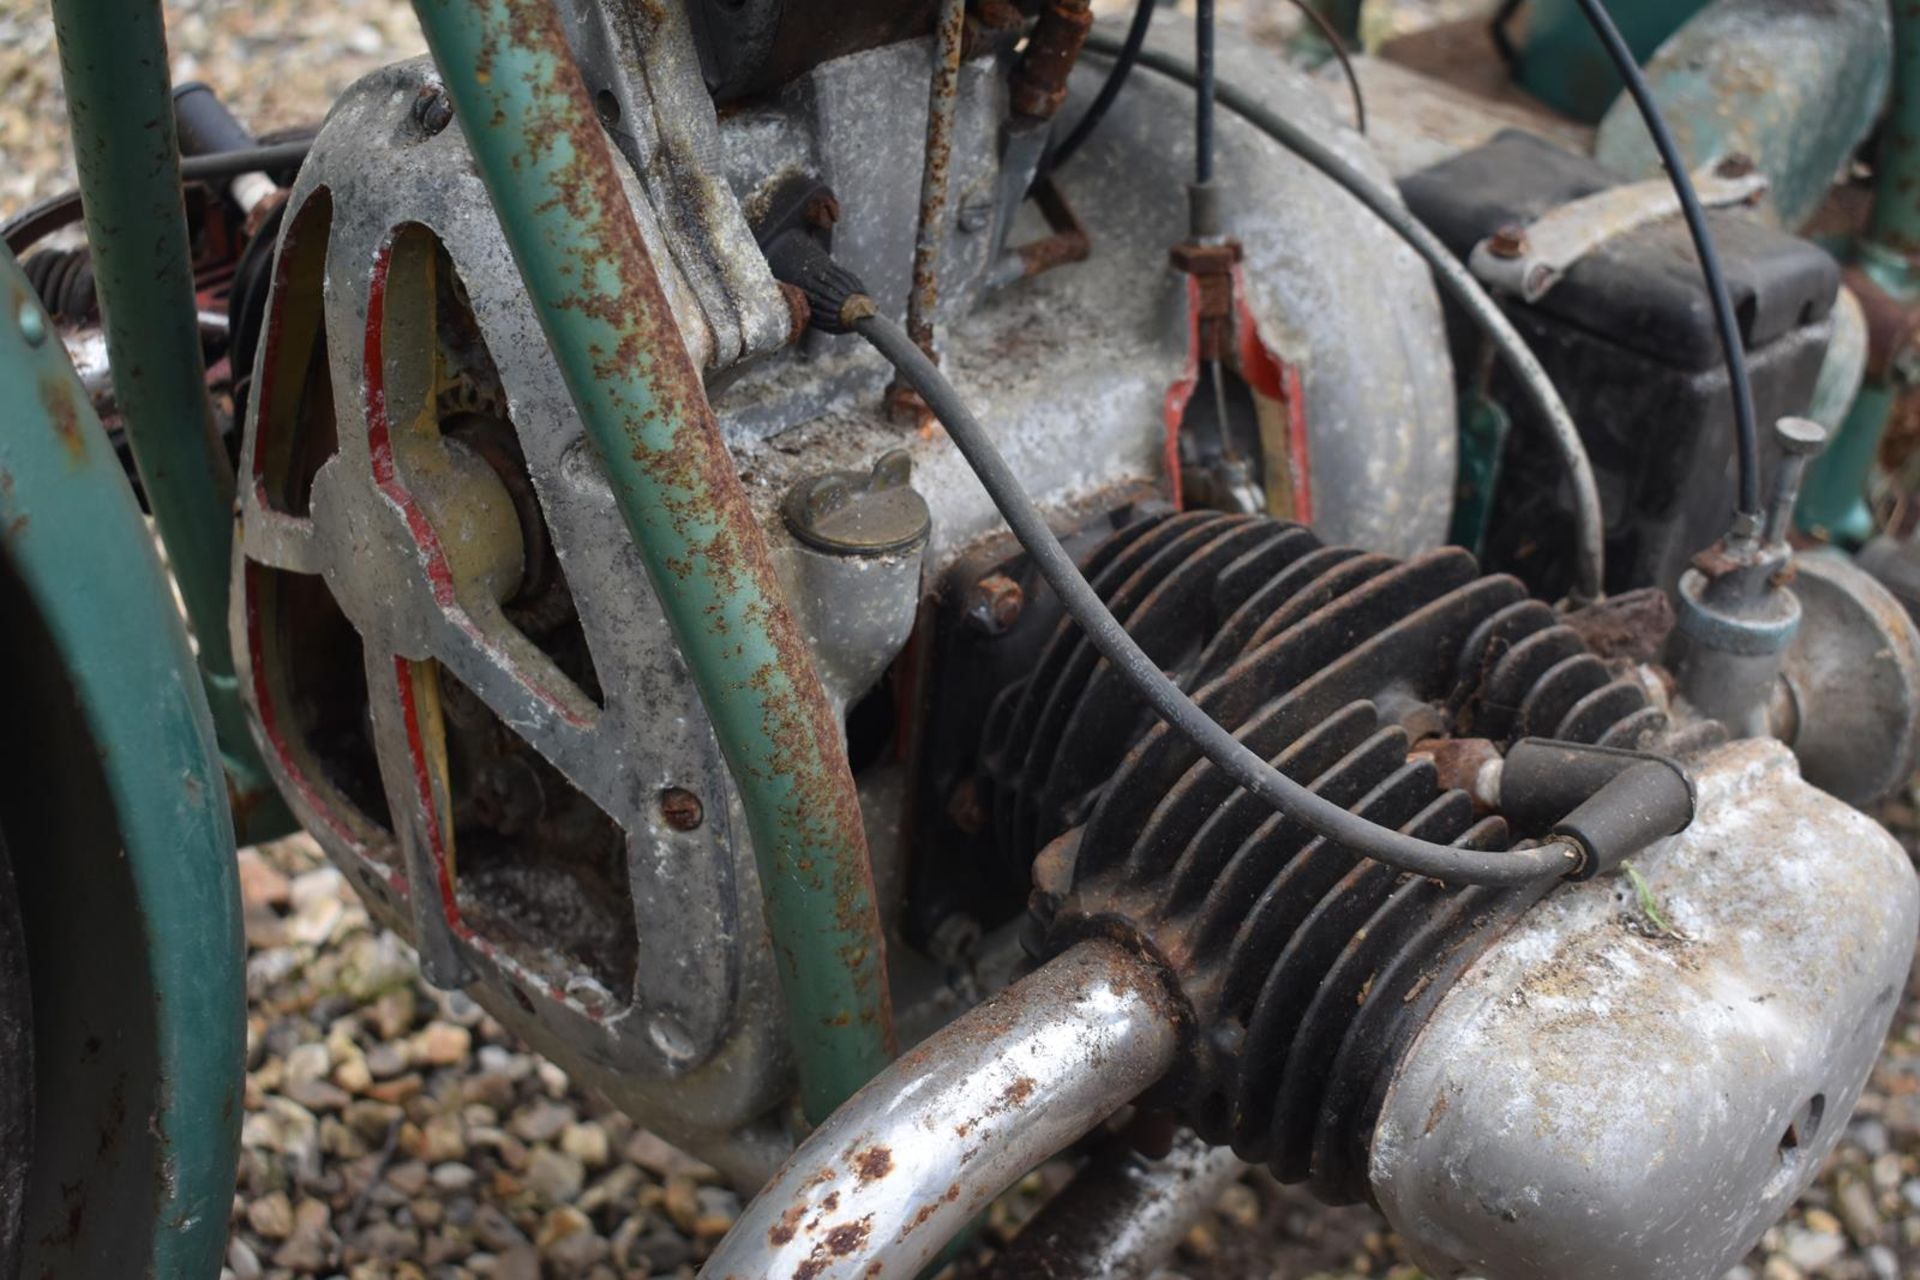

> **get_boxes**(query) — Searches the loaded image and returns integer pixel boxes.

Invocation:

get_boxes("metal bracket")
[557,0,790,366]
[1468,160,1769,303]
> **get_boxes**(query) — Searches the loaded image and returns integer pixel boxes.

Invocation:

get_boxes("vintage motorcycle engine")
[226,3,1920,1277]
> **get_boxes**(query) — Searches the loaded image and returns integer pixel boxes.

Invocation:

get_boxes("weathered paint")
[1872,0,1920,257]
[0,253,242,1279]
[700,941,1182,1280]
[409,0,895,1120]
[48,0,288,840]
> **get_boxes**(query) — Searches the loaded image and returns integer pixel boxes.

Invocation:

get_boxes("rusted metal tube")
[986,1132,1247,1280]
[699,940,1182,1280]
[904,0,966,355]
[410,0,894,1121]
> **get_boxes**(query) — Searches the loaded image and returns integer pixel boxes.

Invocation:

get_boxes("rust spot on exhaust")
[792,1215,874,1279]
[769,1203,806,1247]
[852,1144,893,1183]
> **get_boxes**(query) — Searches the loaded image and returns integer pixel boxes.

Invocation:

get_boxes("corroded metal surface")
[903,0,965,356]
[1592,0,1890,232]
[985,1132,1246,1279]
[1372,739,1920,1280]
[699,940,1182,1280]
[408,0,895,1122]
[1467,160,1767,303]
[1779,551,1920,806]
[1874,0,1920,255]
[720,15,1458,563]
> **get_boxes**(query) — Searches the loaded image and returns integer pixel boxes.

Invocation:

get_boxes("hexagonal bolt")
[965,573,1024,636]
[1764,416,1829,545]
[1486,223,1529,260]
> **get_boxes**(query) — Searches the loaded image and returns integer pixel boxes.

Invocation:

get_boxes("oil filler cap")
[783,450,931,556]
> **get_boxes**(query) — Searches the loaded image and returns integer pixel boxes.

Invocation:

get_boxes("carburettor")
[227,0,1920,1275]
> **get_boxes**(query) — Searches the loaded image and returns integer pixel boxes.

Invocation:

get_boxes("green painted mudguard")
[0,251,242,1279]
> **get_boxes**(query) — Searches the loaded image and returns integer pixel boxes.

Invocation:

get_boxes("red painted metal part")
[1161,268,1315,519]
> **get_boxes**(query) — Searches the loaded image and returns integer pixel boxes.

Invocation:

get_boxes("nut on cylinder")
[965,573,1025,636]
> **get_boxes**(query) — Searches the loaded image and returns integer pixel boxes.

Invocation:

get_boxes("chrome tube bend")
[700,941,1182,1280]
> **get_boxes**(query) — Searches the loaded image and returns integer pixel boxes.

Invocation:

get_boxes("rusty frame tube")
[699,940,1182,1280]
[409,0,894,1122]
[48,0,288,840]
[904,0,966,356]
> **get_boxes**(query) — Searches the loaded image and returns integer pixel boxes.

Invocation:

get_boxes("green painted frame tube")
[1870,0,1920,257]
[1,253,242,1279]
[48,0,288,840]
[410,0,895,1120]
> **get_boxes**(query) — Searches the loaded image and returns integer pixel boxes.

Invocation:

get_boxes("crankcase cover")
[1371,739,1918,1280]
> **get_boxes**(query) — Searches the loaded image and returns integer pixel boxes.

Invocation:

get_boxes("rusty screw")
[1486,224,1529,260]
[965,573,1025,636]
[413,85,454,137]
[777,282,812,345]
[659,787,704,832]
[945,777,988,835]
[804,192,841,232]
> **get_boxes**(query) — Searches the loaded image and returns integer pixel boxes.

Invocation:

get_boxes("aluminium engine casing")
[1373,738,1917,1279]
[227,5,1920,1273]
[229,8,1457,1179]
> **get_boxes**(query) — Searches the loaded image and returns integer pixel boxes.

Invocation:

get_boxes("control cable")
[1090,32,1606,603]
[1570,0,1761,521]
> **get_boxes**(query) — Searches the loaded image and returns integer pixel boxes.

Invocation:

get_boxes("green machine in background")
[1512,0,1708,123]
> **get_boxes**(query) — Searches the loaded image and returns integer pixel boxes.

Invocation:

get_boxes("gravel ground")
[5,1,1920,1276]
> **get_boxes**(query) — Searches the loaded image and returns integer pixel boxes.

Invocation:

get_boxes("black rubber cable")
[1043,0,1155,176]
[1044,0,1363,184]
[3,141,312,256]
[1195,0,1216,190]
[1570,0,1760,519]
[854,309,1582,888]
[179,140,312,183]
[1095,34,1607,603]
[1285,0,1367,134]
